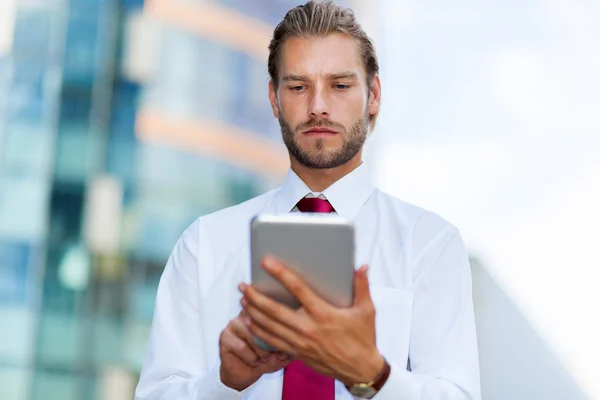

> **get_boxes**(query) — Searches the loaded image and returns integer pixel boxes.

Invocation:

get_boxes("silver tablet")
[250,213,355,310]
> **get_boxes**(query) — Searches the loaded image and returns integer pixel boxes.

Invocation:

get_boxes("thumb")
[353,265,372,307]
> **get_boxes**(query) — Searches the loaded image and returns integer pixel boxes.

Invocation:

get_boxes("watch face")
[349,386,377,399]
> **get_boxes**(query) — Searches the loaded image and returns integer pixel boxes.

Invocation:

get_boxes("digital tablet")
[250,213,355,310]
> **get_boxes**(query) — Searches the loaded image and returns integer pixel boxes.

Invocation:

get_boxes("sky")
[374,0,600,397]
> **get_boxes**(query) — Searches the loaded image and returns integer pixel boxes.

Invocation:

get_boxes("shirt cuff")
[201,363,255,400]
[369,362,418,400]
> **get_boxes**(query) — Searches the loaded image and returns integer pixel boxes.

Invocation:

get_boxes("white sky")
[374,0,600,397]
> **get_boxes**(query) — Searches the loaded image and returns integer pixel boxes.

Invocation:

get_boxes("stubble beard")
[279,111,369,170]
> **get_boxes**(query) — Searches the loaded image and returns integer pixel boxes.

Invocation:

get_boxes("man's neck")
[289,152,363,193]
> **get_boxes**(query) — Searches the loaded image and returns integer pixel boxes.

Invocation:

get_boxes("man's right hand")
[219,310,293,391]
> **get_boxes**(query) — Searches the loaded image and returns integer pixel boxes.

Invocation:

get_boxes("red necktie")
[295,197,336,214]
[282,196,335,400]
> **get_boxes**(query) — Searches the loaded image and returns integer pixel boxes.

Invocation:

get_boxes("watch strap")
[345,357,391,396]
[370,358,391,393]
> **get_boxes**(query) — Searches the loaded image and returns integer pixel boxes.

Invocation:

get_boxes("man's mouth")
[302,127,338,137]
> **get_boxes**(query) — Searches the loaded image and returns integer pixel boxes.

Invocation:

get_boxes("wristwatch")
[346,358,391,399]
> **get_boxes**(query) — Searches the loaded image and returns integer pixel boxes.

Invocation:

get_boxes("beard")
[279,111,369,169]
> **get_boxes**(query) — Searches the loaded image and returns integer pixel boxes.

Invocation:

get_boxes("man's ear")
[368,74,381,116]
[268,80,280,119]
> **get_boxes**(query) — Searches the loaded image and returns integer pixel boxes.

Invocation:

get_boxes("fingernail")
[277,353,288,361]
[260,356,270,364]
[244,316,252,327]
[238,283,247,292]
[262,257,273,270]
[240,297,247,307]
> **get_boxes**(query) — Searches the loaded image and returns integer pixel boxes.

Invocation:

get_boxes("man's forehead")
[279,34,365,78]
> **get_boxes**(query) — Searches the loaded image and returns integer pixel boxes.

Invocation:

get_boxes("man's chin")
[298,140,343,153]
[294,152,344,169]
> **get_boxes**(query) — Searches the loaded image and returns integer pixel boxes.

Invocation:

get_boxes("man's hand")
[219,311,293,391]
[239,258,385,387]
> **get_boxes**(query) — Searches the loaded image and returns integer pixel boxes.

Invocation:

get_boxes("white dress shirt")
[135,163,481,400]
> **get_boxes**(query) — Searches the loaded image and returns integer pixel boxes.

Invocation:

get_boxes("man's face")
[269,33,381,169]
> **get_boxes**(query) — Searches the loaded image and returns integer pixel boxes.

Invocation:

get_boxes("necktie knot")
[296,197,335,214]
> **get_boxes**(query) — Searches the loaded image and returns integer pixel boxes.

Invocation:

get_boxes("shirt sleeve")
[371,226,481,400]
[134,219,253,400]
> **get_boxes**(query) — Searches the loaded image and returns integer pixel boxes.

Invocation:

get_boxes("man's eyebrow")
[281,74,310,82]
[327,71,359,80]
[280,71,359,82]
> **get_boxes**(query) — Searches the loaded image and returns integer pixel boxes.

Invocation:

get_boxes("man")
[135,1,480,399]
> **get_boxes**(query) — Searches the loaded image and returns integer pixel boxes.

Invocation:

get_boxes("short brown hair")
[268,1,380,131]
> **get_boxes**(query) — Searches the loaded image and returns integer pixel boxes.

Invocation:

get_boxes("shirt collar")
[271,163,374,220]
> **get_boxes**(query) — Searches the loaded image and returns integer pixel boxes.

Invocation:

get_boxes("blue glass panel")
[11,8,53,62]
[0,241,38,306]
[62,11,100,85]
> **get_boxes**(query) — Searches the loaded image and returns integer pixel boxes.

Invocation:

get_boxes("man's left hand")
[238,257,385,387]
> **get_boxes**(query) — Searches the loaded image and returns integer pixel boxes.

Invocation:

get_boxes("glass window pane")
[0,366,31,400]
[31,369,78,400]
[0,176,49,241]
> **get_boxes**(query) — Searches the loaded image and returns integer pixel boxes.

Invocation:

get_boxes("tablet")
[250,213,355,310]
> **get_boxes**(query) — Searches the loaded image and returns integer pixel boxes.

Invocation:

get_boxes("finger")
[352,265,372,307]
[262,354,294,371]
[241,286,306,334]
[274,351,293,361]
[261,257,326,313]
[221,328,261,366]
[246,318,297,357]
[230,317,271,359]
[245,302,312,349]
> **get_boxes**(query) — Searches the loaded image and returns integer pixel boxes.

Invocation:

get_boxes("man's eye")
[290,86,305,92]
[335,84,350,90]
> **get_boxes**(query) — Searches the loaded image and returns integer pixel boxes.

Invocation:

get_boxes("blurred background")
[0,0,598,399]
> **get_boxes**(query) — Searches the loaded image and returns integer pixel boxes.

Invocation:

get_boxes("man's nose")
[308,86,330,118]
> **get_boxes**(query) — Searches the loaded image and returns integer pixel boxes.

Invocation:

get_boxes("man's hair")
[268,0,380,131]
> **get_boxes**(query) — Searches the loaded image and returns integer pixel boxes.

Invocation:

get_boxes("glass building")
[0,1,369,399]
